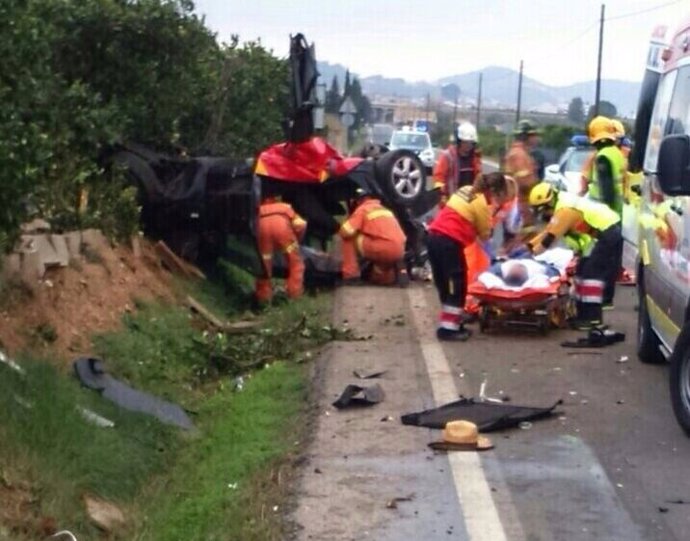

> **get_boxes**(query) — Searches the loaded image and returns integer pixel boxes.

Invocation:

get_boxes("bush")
[0,1,288,249]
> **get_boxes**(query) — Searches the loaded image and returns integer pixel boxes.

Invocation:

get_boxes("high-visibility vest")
[556,191,620,232]
[586,145,625,213]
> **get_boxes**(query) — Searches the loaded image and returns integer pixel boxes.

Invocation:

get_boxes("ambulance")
[635,20,690,434]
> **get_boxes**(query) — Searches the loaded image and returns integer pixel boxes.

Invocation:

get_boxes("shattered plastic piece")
[616,483,624,488]
[0,351,25,375]
[380,415,394,422]
[569,391,578,396]
[519,422,532,430]
[617,399,625,405]
[479,379,503,404]
[233,376,245,392]
[617,356,629,363]
[353,369,387,380]
[73,357,194,430]
[658,507,669,513]
[78,407,115,428]
[332,384,385,409]
[385,494,415,509]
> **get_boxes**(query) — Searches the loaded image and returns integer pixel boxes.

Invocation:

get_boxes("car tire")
[637,271,666,365]
[670,323,690,435]
[375,149,426,207]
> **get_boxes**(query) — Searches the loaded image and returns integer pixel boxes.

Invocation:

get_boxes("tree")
[567,97,585,125]
[344,69,351,97]
[325,75,341,114]
[587,101,618,119]
[349,78,371,128]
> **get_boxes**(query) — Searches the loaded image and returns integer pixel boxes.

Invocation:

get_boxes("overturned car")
[110,34,439,282]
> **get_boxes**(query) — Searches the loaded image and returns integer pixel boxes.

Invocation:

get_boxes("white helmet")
[456,122,478,143]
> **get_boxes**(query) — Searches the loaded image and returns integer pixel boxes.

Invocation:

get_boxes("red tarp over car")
[255,137,364,183]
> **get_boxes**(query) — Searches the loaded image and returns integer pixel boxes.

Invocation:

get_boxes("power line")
[607,0,682,22]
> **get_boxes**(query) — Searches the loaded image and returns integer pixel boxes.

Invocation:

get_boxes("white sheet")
[476,248,574,292]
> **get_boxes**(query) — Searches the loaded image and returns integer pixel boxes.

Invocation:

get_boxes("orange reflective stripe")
[365,209,394,221]
[284,241,299,254]
[292,216,306,228]
[341,221,356,236]
[261,253,272,260]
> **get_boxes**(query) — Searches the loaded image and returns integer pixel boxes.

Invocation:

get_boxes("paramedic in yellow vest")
[527,182,622,330]
[585,116,626,307]
[585,116,626,216]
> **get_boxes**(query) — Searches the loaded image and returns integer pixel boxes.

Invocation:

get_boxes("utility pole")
[453,89,459,127]
[594,3,605,116]
[476,72,483,128]
[515,60,524,125]
[425,92,430,122]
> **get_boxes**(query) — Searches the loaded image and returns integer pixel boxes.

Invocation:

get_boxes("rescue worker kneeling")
[527,182,623,330]
[339,190,407,285]
[255,196,306,303]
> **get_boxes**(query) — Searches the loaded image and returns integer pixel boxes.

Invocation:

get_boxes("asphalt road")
[291,282,690,541]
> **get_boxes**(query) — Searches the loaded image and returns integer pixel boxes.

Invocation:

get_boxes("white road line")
[407,287,508,541]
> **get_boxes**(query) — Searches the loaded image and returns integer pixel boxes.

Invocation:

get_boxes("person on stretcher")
[484,259,561,288]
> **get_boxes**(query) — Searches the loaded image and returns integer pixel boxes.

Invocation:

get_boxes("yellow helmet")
[588,116,616,144]
[611,119,625,139]
[529,182,555,207]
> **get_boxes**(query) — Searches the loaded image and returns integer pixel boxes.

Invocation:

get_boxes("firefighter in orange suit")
[339,190,407,285]
[255,197,306,303]
[433,122,483,206]
[504,119,540,230]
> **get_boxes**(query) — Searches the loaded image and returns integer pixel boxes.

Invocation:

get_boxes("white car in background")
[388,130,435,173]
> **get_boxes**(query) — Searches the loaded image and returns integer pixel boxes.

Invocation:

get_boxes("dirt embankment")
[0,239,177,363]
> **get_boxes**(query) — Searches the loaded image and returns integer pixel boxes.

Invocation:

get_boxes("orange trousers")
[255,215,304,302]
[342,235,404,285]
[464,241,491,314]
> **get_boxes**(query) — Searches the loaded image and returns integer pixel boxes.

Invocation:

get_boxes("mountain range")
[318,63,642,118]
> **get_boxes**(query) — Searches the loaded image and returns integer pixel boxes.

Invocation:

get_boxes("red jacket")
[428,186,491,247]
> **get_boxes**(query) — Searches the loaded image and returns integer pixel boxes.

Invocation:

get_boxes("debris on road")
[78,407,115,428]
[617,356,629,363]
[73,357,194,430]
[428,420,494,452]
[385,493,415,509]
[658,507,669,513]
[479,379,504,404]
[665,498,690,504]
[401,397,562,432]
[561,328,625,348]
[332,384,385,409]
[353,369,387,379]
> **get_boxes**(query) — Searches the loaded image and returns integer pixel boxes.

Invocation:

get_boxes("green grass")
[134,360,308,541]
[0,359,180,539]
[0,282,333,540]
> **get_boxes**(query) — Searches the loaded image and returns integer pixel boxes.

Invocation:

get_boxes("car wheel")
[375,149,426,207]
[670,325,690,435]
[637,271,666,364]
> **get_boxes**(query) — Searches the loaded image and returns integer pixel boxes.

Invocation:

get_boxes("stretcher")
[467,249,575,335]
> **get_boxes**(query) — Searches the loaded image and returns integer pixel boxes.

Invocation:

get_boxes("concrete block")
[49,234,70,267]
[81,229,110,253]
[63,231,83,260]
[31,234,63,268]
[20,218,51,234]
[21,248,44,281]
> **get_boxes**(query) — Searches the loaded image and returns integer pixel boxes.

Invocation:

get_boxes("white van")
[634,20,690,434]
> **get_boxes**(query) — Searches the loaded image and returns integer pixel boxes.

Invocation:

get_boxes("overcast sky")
[193,0,688,86]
